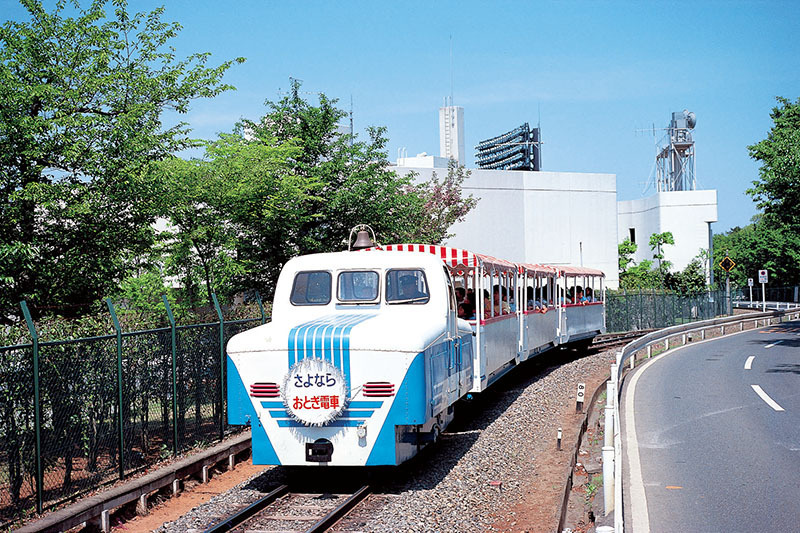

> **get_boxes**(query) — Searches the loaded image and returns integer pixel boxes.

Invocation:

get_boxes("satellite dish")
[686,111,696,129]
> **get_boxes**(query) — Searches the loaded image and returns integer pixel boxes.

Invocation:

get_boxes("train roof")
[363,244,604,278]
[362,244,516,272]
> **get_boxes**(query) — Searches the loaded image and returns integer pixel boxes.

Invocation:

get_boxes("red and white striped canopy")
[363,244,517,272]
[558,265,605,278]
[518,263,560,276]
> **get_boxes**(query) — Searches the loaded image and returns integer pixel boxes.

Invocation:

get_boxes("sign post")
[748,278,754,305]
[719,257,736,316]
[759,269,768,311]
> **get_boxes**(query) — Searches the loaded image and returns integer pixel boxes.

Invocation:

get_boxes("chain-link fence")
[733,285,799,304]
[606,289,730,333]
[0,296,265,528]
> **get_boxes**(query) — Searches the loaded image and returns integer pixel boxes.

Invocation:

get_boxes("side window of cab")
[290,271,332,305]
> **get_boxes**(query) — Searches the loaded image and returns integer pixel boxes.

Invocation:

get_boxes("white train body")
[226,245,605,466]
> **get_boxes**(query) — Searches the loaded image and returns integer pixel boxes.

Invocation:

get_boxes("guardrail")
[602,304,800,533]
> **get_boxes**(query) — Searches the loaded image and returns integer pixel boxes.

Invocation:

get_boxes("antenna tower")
[655,110,697,191]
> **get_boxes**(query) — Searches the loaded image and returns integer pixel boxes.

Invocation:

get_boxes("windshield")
[290,271,332,305]
[386,269,430,304]
[338,271,379,302]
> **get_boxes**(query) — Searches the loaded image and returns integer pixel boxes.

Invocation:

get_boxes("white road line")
[744,356,755,370]
[765,340,783,349]
[751,385,785,412]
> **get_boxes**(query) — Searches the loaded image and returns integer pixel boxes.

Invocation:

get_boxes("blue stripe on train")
[226,356,279,464]
[287,313,377,392]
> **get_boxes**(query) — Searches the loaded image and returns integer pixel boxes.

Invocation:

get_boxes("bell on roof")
[349,224,377,251]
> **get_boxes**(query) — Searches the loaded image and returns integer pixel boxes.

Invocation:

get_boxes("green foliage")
[649,231,675,276]
[180,82,477,298]
[618,238,637,273]
[747,97,800,229]
[0,0,243,322]
[712,220,800,287]
[665,258,707,293]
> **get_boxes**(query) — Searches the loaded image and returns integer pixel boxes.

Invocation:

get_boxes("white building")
[617,190,717,272]
[390,105,717,289]
[439,104,465,166]
[395,161,620,288]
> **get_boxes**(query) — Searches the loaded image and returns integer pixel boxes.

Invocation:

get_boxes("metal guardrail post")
[163,296,179,456]
[255,291,266,325]
[106,299,125,480]
[20,301,44,515]
[211,293,225,442]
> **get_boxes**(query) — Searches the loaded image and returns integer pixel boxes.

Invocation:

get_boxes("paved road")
[622,321,800,532]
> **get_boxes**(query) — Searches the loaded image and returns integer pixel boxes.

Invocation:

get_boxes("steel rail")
[305,485,371,533]
[202,484,289,533]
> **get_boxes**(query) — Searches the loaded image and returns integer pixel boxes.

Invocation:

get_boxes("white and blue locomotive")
[226,244,605,466]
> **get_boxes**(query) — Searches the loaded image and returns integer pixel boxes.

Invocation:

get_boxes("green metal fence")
[0,295,265,528]
[605,289,730,332]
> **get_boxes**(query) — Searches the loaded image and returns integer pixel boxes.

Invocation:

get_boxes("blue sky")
[4,0,799,233]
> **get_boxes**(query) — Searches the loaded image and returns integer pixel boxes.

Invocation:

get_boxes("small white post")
[646,344,652,358]
[228,453,236,471]
[136,493,148,516]
[557,427,562,451]
[172,479,180,496]
[701,329,705,340]
[603,445,615,516]
[202,465,210,483]
[630,353,635,369]
[682,333,686,345]
[101,510,111,533]
[604,381,615,448]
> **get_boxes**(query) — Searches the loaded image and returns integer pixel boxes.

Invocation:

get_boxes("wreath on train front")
[282,358,349,426]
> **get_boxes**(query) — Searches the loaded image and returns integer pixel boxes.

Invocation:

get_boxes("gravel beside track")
[157,348,612,533]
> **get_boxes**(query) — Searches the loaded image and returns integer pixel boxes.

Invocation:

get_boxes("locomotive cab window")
[290,271,332,305]
[338,271,380,303]
[386,269,430,304]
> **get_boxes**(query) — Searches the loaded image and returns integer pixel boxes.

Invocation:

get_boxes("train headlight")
[357,424,367,439]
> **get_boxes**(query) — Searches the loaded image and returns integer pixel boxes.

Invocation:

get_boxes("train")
[226,243,605,466]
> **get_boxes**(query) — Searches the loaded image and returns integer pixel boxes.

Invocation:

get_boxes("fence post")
[211,293,225,443]
[106,299,125,480]
[20,301,44,515]
[256,291,266,325]
[162,296,179,456]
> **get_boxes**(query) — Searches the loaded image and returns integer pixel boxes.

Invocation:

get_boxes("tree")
[747,97,800,229]
[618,238,637,274]
[156,134,305,306]
[649,231,675,277]
[406,160,478,244]
[231,82,476,295]
[712,220,800,287]
[0,0,244,321]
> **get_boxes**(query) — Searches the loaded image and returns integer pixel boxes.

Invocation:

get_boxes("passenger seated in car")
[493,285,510,315]
[458,302,475,320]
[455,287,466,304]
[399,275,426,300]
[585,287,594,302]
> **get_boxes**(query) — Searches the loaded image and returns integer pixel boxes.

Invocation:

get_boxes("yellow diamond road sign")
[719,256,736,272]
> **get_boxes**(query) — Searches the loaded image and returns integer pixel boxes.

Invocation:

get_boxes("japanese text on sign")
[292,395,341,410]
[294,373,337,388]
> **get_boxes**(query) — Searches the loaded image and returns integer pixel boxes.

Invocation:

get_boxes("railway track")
[589,329,653,351]
[204,484,371,533]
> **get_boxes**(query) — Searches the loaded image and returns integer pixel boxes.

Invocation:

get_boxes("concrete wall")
[617,190,718,272]
[397,167,620,288]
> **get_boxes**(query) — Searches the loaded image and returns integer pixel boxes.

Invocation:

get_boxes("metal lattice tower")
[656,110,697,191]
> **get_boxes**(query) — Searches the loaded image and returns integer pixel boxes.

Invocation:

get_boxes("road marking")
[751,385,785,411]
[744,356,755,370]
[665,486,683,490]
[765,340,783,349]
